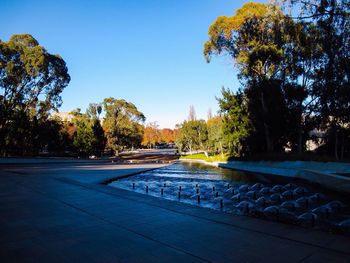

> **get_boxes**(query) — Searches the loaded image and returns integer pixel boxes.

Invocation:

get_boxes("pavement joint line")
[44,174,350,257]
[297,253,313,263]
[3,170,28,175]
[0,160,112,166]
[7,174,211,263]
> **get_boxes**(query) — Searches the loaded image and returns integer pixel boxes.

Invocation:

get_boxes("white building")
[51,112,74,122]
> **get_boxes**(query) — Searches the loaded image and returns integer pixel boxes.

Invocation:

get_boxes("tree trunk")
[260,92,272,152]
[297,102,303,155]
[340,130,344,160]
[0,119,9,156]
[219,141,224,158]
[334,124,339,161]
[297,124,302,155]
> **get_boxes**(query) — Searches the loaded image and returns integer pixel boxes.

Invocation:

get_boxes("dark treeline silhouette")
[0,35,147,157]
[203,0,350,160]
[2,0,350,161]
[0,34,70,156]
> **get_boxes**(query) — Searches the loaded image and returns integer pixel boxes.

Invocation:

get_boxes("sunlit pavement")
[0,161,350,262]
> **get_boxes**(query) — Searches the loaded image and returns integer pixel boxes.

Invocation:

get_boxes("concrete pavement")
[0,162,350,262]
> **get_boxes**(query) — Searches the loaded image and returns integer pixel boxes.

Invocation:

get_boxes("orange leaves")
[142,124,179,147]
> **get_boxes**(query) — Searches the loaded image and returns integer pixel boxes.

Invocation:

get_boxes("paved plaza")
[0,161,350,262]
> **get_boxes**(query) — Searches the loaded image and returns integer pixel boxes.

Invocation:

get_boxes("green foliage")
[39,117,73,154]
[103,97,145,155]
[70,107,106,157]
[204,2,268,62]
[0,34,70,156]
[205,3,297,154]
[306,0,350,159]
[176,120,208,153]
[217,87,250,156]
[206,0,350,160]
[72,116,95,157]
[86,103,102,119]
[91,118,106,156]
[207,116,224,155]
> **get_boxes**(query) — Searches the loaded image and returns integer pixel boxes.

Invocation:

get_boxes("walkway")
[0,162,349,262]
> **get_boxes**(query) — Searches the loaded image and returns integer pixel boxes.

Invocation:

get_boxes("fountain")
[108,162,350,234]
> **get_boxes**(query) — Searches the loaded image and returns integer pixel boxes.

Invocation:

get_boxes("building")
[51,112,74,122]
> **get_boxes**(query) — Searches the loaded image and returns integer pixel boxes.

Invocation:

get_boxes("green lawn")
[180,153,229,162]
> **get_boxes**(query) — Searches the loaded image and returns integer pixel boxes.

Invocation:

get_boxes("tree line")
[0,34,70,156]
[66,98,146,157]
[142,122,179,149]
[179,0,349,160]
[0,34,174,157]
[2,0,350,161]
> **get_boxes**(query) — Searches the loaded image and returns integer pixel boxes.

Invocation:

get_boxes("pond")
[109,162,350,234]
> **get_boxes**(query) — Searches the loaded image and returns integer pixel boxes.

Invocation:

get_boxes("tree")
[204,1,350,159]
[0,34,70,155]
[36,116,73,155]
[302,0,350,159]
[204,3,288,152]
[86,103,106,156]
[142,122,160,148]
[86,103,102,119]
[103,97,145,155]
[160,128,175,144]
[91,118,106,156]
[204,2,318,154]
[70,107,106,157]
[281,20,319,154]
[188,105,197,121]
[177,106,208,153]
[217,87,250,156]
[207,116,224,156]
[279,0,350,159]
[207,108,213,120]
[176,120,208,153]
[72,115,95,157]
[204,2,268,63]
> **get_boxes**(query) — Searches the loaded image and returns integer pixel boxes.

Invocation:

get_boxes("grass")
[181,152,350,163]
[180,153,230,162]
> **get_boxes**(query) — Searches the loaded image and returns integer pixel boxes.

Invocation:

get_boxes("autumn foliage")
[142,123,179,148]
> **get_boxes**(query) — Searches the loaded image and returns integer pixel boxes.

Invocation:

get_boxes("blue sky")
[0,0,257,128]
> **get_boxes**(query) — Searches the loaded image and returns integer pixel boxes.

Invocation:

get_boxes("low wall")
[180,159,350,194]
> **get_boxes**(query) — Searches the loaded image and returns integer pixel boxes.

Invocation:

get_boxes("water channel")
[109,162,350,234]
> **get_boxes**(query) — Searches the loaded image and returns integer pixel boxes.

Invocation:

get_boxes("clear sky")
[0,0,258,128]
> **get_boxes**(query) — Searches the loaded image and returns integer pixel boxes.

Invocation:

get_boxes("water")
[109,162,350,234]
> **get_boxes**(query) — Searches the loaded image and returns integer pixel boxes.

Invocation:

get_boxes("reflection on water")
[109,162,350,234]
[146,162,259,182]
